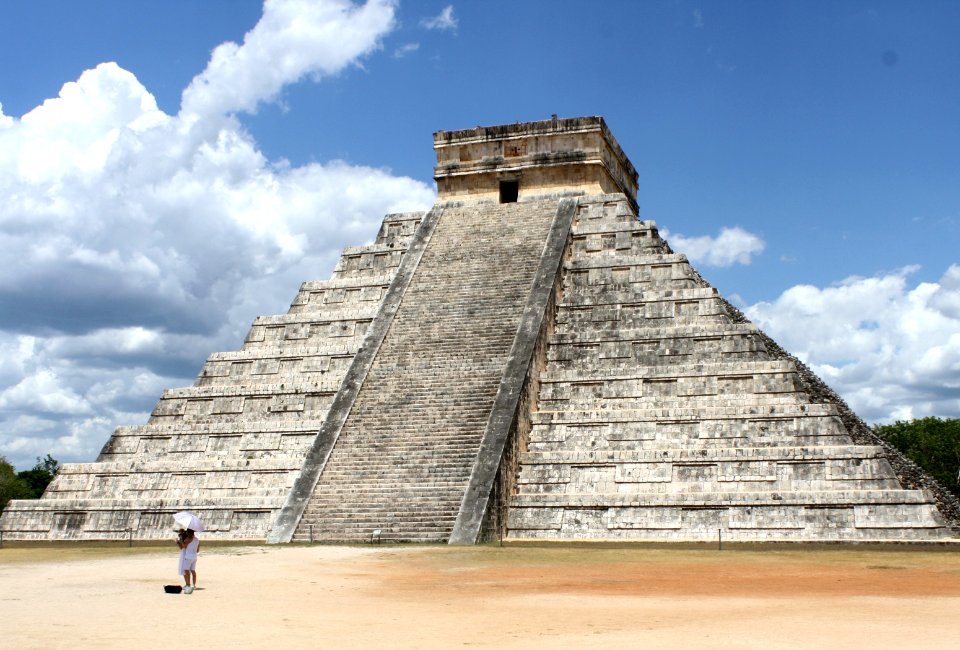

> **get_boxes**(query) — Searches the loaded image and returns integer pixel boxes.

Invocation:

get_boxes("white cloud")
[393,42,420,58]
[0,0,435,470]
[660,226,765,266]
[0,102,13,128]
[693,9,704,29]
[930,264,960,318]
[746,265,960,423]
[0,369,92,416]
[420,5,457,31]
[181,0,397,119]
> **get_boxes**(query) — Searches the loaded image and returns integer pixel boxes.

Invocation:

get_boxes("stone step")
[195,371,346,389]
[286,280,392,315]
[0,496,284,540]
[293,528,451,542]
[113,420,326,436]
[517,480,905,496]
[547,352,771,369]
[308,485,465,498]
[159,381,340,400]
[241,332,367,353]
[527,435,855,452]
[549,322,760,344]
[252,311,375,327]
[0,495,286,512]
[54,457,302,474]
[340,241,412,256]
[300,516,459,527]
[570,220,657,236]
[561,287,720,307]
[518,445,886,465]
[506,502,951,541]
[554,317,731,335]
[540,359,796,382]
[323,466,472,476]
[510,489,938,508]
[566,253,689,270]
[207,343,362,362]
[539,396,816,413]
[300,510,462,522]
[298,274,394,292]
[532,404,839,423]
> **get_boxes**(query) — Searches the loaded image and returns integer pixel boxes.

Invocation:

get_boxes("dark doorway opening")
[499,180,519,203]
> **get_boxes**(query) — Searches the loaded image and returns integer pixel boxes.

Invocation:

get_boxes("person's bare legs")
[183,570,192,588]
[189,570,197,589]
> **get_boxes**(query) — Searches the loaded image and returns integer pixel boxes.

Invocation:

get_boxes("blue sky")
[0,0,958,470]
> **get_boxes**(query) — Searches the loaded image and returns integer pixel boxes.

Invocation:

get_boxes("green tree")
[16,454,61,499]
[0,455,30,513]
[874,417,960,498]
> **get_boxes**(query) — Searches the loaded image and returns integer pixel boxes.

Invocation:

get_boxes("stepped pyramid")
[2,116,957,543]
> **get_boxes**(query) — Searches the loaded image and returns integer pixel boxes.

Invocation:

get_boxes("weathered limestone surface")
[506,194,953,541]
[3,116,955,544]
[0,213,425,540]
[434,116,637,207]
[291,199,561,542]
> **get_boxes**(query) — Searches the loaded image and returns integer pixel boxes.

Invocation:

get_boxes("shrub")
[875,417,960,498]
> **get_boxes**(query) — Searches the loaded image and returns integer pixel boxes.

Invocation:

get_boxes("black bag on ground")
[164,585,183,594]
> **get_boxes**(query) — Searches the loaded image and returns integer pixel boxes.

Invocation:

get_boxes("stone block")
[607,507,682,529]
[560,508,607,535]
[508,508,563,530]
[615,463,672,483]
[854,505,941,528]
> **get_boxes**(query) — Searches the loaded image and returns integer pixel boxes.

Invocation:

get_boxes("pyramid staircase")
[284,199,564,542]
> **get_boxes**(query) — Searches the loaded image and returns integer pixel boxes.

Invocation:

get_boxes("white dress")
[178,535,200,573]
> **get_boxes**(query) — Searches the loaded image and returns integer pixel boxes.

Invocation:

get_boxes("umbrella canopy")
[173,511,204,532]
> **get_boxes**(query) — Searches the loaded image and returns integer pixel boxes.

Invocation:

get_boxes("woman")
[176,528,200,594]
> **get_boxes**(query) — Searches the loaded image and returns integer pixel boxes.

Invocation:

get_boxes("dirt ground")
[2,542,959,648]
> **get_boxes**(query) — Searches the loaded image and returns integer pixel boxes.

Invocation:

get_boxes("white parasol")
[173,511,205,532]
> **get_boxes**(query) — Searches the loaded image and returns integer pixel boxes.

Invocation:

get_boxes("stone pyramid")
[2,117,957,543]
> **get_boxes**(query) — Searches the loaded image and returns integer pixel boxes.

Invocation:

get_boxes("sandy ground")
[2,543,960,649]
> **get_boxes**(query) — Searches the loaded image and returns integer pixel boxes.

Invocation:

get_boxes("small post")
[499,504,504,548]
[717,528,722,551]
[309,525,313,545]
[128,528,133,548]
[1,529,4,548]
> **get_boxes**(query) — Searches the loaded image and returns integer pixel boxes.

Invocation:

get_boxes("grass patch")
[374,541,960,574]
[0,540,266,565]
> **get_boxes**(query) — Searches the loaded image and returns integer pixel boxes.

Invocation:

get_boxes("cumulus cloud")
[0,0,435,469]
[0,102,13,127]
[930,264,960,319]
[181,0,396,119]
[660,226,765,266]
[420,5,457,31]
[746,265,960,423]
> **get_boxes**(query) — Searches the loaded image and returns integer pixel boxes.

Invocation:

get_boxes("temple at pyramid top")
[433,116,638,206]
[2,116,958,544]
